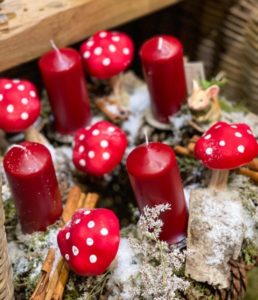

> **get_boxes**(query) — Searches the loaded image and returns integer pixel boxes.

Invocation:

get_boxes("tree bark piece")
[185,188,245,289]
[0,172,14,300]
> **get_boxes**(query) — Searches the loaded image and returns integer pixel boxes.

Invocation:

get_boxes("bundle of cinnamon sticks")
[174,135,258,184]
[30,186,99,300]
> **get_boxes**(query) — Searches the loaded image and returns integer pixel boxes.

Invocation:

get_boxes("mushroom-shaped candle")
[80,31,134,120]
[72,121,127,176]
[0,78,40,135]
[195,121,258,188]
[57,208,120,276]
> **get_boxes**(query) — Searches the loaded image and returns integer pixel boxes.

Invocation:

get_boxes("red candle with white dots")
[3,142,62,234]
[126,142,188,244]
[39,46,91,134]
[0,78,40,133]
[140,36,186,123]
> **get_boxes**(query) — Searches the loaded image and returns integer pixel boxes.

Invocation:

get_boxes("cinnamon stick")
[238,168,258,184]
[30,249,55,300]
[247,158,258,172]
[174,145,191,157]
[61,186,81,224]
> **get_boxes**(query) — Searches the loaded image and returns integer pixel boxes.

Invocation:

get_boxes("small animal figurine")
[187,80,221,124]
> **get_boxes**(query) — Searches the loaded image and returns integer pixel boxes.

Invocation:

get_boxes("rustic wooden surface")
[0,0,181,72]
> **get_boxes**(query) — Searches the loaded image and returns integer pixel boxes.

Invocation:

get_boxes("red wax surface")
[140,35,186,123]
[126,142,188,244]
[39,48,91,134]
[3,142,62,234]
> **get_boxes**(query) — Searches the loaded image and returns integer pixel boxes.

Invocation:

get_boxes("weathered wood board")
[0,0,181,72]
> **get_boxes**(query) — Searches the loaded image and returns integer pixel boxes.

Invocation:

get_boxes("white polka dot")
[83,51,91,59]
[17,84,25,91]
[13,79,20,83]
[66,232,70,240]
[84,210,91,215]
[5,83,12,89]
[21,112,29,120]
[108,126,115,133]
[65,254,69,261]
[231,125,237,129]
[247,129,253,135]
[79,159,86,167]
[109,44,116,52]
[75,219,81,224]
[88,221,95,228]
[29,91,36,98]
[100,228,108,236]
[87,40,94,47]
[79,145,85,153]
[111,36,120,42]
[100,140,109,148]
[122,48,130,55]
[215,124,221,129]
[89,254,97,263]
[103,152,110,160]
[102,58,111,66]
[86,238,94,246]
[7,104,14,113]
[99,32,107,38]
[219,140,226,146]
[88,151,95,158]
[0,94,3,101]
[79,134,85,140]
[204,134,211,140]
[94,47,103,56]
[92,129,100,136]
[237,145,245,153]
[206,148,213,155]
[72,246,79,256]
[235,132,242,138]
[21,98,29,105]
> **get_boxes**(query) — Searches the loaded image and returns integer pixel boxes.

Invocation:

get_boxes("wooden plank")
[0,0,181,72]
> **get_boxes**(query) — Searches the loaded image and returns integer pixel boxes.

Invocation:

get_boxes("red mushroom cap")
[195,121,258,170]
[72,120,127,176]
[0,78,40,133]
[80,30,134,79]
[57,208,120,276]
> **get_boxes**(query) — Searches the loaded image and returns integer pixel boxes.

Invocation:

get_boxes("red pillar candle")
[3,142,62,234]
[39,47,91,134]
[140,35,186,124]
[126,142,188,244]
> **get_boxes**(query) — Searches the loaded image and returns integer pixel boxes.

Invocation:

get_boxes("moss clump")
[242,240,258,266]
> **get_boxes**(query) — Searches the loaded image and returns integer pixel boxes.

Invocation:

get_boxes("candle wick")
[50,39,69,67]
[144,130,149,147]
[158,37,163,51]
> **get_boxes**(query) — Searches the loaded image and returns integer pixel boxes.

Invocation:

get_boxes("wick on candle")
[158,37,163,51]
[144,130,149,147]
[50,39,70,68]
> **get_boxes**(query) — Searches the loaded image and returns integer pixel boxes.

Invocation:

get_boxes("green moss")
[219,98,249,113]
[243,240,258,266]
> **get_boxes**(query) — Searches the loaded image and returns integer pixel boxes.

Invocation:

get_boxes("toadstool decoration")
[72,120,127,176]
[187,80,221,124]
[0,78,47,144]
[195,121,258,188]
[80,30,134,121]
[57,208,120,276]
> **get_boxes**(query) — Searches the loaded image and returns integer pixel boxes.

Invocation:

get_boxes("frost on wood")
[185,187,246,288]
